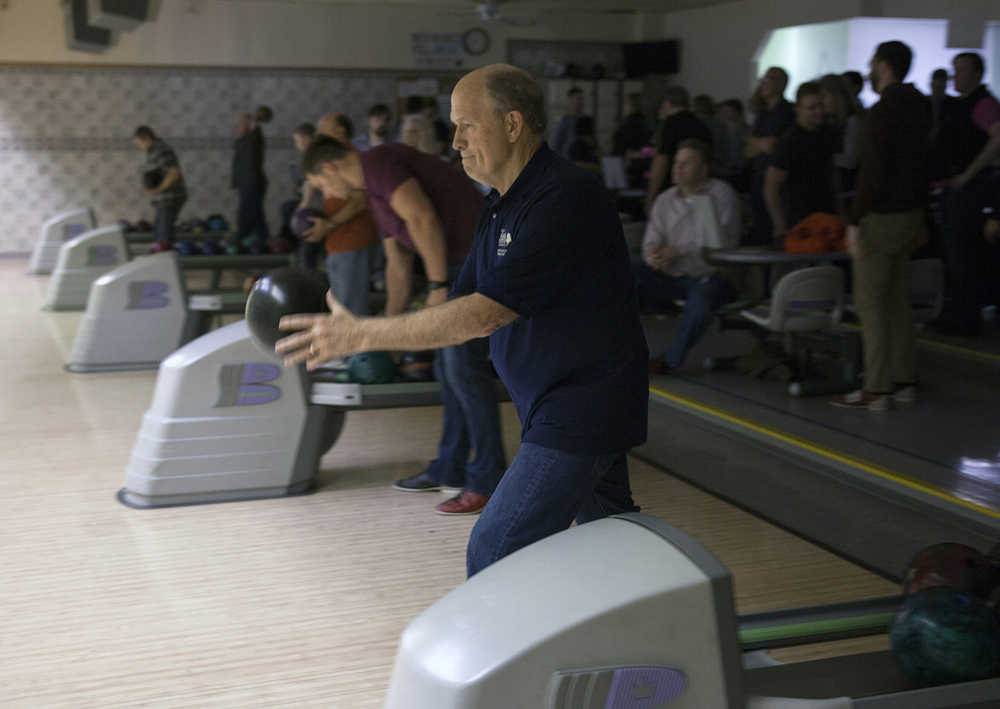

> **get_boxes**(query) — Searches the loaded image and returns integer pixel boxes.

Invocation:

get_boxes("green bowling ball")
[890,587,1000,686]
[348,351,397,384]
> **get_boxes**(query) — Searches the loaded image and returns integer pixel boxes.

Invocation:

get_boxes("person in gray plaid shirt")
[132,125,188,244]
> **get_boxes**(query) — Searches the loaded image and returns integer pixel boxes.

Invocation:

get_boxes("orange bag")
[784,213,846,254]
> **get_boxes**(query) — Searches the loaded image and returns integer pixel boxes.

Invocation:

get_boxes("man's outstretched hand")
[276,290,362,370]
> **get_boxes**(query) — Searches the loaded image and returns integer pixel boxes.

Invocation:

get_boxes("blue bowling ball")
[174,240,198,256]
[206,214,229,232]
[198,240,222,256]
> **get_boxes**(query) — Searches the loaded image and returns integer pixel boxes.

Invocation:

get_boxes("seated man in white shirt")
[632,138,741,374]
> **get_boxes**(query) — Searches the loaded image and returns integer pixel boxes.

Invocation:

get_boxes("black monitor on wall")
[65,0,113,53]
[622,41,680,77]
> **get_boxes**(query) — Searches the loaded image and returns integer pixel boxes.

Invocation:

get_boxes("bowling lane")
[3,256,900,707]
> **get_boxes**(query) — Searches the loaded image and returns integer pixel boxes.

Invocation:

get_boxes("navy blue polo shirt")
[453,144,649,455]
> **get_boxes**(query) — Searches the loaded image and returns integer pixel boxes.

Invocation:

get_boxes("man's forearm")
[961,134,1000,182]
[384,260,412,316]
[646,154,668,204]
[406,216,449,282]
[299,182,315,208]
[356,294,511,352]
[763,176,785,234]
[157,167,180,192]
[329,190,368,228]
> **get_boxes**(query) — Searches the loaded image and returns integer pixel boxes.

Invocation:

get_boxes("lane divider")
[648,385,1000,520]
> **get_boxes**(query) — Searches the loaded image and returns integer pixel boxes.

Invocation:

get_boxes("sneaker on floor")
[435,491,490,516]
[392,472,441,492]
[830,389,892,412]
[893,385,917,404]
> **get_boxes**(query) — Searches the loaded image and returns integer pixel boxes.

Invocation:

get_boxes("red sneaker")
[830,389,892,412]
[435,491,490,516]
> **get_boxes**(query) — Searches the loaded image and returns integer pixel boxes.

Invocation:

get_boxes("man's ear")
[505,111,525,144]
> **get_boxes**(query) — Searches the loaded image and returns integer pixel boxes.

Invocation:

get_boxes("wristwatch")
[427,280,451,291]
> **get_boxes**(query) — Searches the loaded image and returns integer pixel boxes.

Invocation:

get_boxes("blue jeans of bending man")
[424,260,506,496]
[466,442,638,577]
[153,197,185,244]
[632,260,733,368]
[423,334,506,496]
[325,247,371,316]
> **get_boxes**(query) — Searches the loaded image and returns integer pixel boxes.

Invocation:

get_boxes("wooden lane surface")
[0,258,895,708]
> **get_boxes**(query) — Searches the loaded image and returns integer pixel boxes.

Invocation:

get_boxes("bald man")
[279,65,649,577]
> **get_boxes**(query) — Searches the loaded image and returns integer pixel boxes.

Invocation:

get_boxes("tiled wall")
[0,65,398,253]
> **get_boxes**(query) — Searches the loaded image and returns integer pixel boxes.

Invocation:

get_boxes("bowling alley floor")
[0,256,913,708]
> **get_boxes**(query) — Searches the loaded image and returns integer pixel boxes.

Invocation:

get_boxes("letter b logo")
[215,363,282,407]
[126,281,170,309]
[87,245,119,266]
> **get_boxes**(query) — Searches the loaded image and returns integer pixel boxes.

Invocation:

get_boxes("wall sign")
[411,33,464,69]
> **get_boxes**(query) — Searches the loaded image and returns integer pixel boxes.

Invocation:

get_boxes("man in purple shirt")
[301,137,506,516]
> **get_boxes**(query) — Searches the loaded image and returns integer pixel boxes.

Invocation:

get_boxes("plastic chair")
[741,266,845,332]
[738,266,846,383]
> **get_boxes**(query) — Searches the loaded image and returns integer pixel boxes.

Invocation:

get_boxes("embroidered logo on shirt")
[497,228,512,256]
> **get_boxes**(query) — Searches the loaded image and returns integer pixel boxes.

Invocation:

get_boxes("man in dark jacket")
[832,41,931,411]
[937,53,1000,334]
[232,111,270,249]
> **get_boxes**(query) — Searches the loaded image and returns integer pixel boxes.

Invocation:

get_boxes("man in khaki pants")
[832,40,931,411]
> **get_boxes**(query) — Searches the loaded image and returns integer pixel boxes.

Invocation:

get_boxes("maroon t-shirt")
[360,143,482,264]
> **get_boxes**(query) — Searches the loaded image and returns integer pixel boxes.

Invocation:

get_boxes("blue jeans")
[325,247,371,316]
[632,260,733,368]
[153,198,185,243]
[467,442,638,577]
[424,335,506,496]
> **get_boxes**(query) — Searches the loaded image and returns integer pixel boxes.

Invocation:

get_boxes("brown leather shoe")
[435,491,490,516]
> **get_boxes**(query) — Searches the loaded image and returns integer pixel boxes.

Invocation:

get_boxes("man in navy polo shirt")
[279,64,649,577]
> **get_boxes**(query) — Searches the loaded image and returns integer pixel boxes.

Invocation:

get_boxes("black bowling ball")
[142,169,164,190]
[245,267,329,353]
